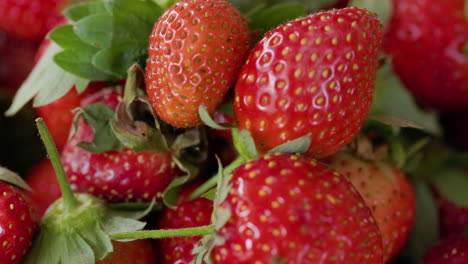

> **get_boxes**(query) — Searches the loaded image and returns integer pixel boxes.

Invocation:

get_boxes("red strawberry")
[0,180,36,264]
[422,235,468,264]
[24,159,61,219]
[157,185,213,264]
[435,192,468,238]
[213,153,384,263]
[383,0,468,110]
[0,0,66,41]
[326,152,416,261]
[234,7,383,158]
[36,82,107,152]
[61,88,181,203]
[0,32,38,92]
[146,0,251,128]
[97,240,157,264]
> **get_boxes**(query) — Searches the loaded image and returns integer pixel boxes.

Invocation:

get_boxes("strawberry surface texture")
[146,0,251,128]
[383,0,468,110]
[213,153,384,264]
[234,7,383,158]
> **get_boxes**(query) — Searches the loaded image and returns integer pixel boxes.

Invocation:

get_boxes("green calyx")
[42,193,106,233]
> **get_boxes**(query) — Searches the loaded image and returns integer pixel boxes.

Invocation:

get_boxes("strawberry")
[0,180,36,264]
[24,159,61,219]
[234,7,383,158]
[0,0,66,41]
[146,0,251,128]
[383,0,468,110]
[326,152,416,261]
[435,192,468,238]
[36,82,107,152]
[157,185,213,264]
[212,153,384,263]
[0,32,38,92]
[61,88,181,203]
[97,240,158,264]
[422,235,468,264]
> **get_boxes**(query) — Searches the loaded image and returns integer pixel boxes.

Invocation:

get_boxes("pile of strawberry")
[0,0,467,263]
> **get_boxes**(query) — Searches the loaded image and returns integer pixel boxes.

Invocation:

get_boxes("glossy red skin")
[97,240,157,264]
[61,88,180,203]
[36,82,106,152]
[157,186,213,264]
[436,193,468,238]
[0,181,36,264]
[383,0,468,110]
[0,0,66,41]
[213,153,384,264]
[422,236,468,264]
[234,8,383,158]
[326,152,416,262]
[0,33,37,92]
[24,160,61,219]
[146,0,251,128]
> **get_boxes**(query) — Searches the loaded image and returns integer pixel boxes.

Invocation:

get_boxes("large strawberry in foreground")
[234,7,383,158]
[61,88,180,203]
[383,0,468,110]
[212,153,384,263]
[0,0,66,41]
[327,152,416,262]
[146,0,251,128]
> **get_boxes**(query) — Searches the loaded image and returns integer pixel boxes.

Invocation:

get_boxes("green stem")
[188,155,245,200]
[36,118,78,210]
[110,225,215,240]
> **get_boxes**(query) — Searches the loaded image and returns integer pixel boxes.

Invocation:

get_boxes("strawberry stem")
[188,155,245,200]
[109,225,215,240]
[36,118,78,210]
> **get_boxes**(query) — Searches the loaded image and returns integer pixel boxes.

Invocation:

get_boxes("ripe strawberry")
[0,32,38,92]
[61,88,181,203]
[36,82,107,152]
[326,152,416,261]
[0,180,36,264]
[0,0,66,41]
[435,192,468,238]
[98,240,157,264]
[146,0,251,128]
[383,0,468,110]
[234,7,383,158]
[213,153,384,263]
[422,235,468,264]
[24,159,61,219]
[157,185,213,264]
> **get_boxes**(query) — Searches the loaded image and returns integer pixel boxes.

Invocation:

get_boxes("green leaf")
[268,134,311,154]
[232,129,258,160]
[5,43,89,115]
[371,62,441,135]
[368,115,423,130]
[201,188,216,200]
[0,166,32,191]
[162,157,199,207]
[64,1,107,22]
[432,169,468,207]
[400,180,439,264]
[248,3,306,31]
[80,224,113,260]
[50,0,163,80]
[75,13,114,48]
[199,105,232,130]
[76,103,124,153]
[349,0,392,27]
[62,234,95,264]
[228,0,266,14]
[50,25,98,52]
